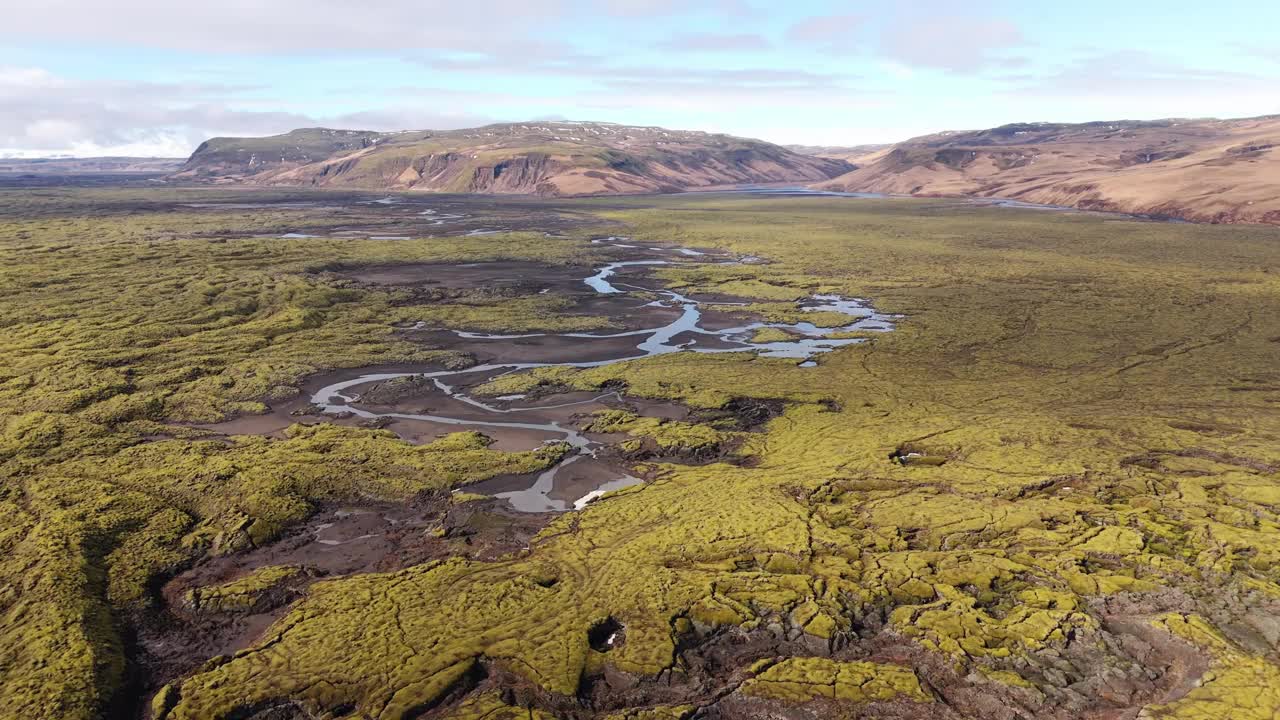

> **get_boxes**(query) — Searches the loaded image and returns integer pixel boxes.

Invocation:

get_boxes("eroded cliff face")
[270,147,849,196]
[469,153,559,193]
[266,150,572,194]
[817,115,1280,224]
[177,121,853,196]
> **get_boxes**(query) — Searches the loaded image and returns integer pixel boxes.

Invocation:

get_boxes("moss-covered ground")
[3,188,1279,719]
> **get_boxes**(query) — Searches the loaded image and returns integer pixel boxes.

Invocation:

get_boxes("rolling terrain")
[176,122,852,196]
[817,115,1280,223]
[786,143,892,165]
[0,157,184,174]
[2,187,1279,720]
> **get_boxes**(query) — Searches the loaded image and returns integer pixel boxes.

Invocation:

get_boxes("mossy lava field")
[3,184,1280,720]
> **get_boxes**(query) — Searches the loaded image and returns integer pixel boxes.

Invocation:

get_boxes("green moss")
[183,565,308,614]
[6,189,1280,719]
[707,302,858,329]
[603,706,694,720]
[748,327,797,344]
[150,684,178,720]
[743,657,930,704]
[406,295,617,333]
[0,195,592,717]
[450,492,492,504]
[1142,614,1280,719]
[977,667,1037,690]
[438,690,562,719]
[583,409,733,456]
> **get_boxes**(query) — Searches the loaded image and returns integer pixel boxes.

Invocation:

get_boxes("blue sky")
[2,0,1278,156]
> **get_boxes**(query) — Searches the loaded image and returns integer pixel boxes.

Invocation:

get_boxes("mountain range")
[0,157,184,174]
[163,114,1280,224]
[817,115,1280,224]
[174,122,850,196]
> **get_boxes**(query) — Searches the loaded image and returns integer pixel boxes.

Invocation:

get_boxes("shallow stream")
[311,242,896,511]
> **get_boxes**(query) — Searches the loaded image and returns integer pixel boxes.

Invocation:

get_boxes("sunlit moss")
[5,189,1280,719]
[1141,614,1280,719]
[439,691,562,719]
[583,409,733,457]
[742,657,930,704]
[403,294,617,333]
[747,327,797,344]
[183,565,307,614]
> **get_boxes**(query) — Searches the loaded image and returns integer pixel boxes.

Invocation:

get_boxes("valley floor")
[2,186,1279,719]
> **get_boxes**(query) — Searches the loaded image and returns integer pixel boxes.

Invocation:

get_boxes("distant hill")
[0,157,184,174]
[176,122,852,196]
[786,143,892,165]
[816,115,1280,224]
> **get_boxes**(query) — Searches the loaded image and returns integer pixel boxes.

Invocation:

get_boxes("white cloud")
[0,66,64,88]
[879,14,1024,72]
[656,32,771,52]
[68,132,195,159]
[786,14,863,45]
[7,2,1271,154]
[0,66,495,157]
[1012,51,1267,96]
[0,1,569,54]
[417,51,857,93]
[0,1,755,55]
[23,119,84,146]
[1234,43,1280,64]
[995,51,1280,122]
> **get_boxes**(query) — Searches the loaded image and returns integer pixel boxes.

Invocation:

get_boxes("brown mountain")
[176,122,852,196]
[786,143,892,165]
[816,115,1280,224]
[0,157,185,174]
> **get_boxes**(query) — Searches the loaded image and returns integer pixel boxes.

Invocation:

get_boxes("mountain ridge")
[176,121,852,196]
[816,114,1280,224]
[0,157,185,173]
[786,143,893,164]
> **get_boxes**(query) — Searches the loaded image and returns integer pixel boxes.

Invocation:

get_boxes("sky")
[2,0,1279,157]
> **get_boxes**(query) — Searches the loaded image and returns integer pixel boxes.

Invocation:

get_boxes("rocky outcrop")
[469,153,558,193]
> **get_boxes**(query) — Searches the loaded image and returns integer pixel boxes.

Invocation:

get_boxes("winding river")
[310,243,896,511]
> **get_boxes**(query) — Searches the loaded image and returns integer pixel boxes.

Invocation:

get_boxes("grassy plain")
[2,187,1279,719]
